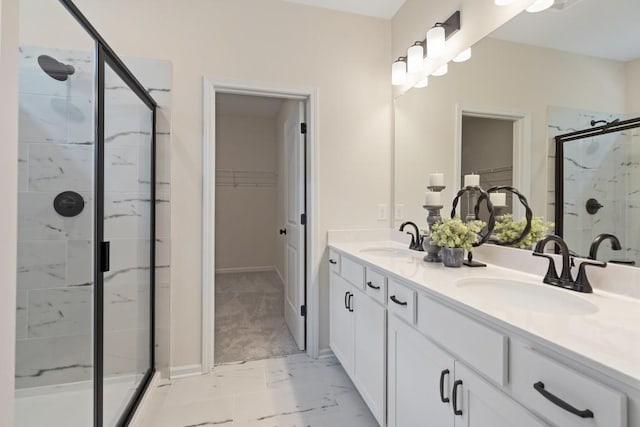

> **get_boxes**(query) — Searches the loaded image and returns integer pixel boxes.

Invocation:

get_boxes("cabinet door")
[388,316,455,427]
[453,363,549,427]
[330,272,354,374]
[353,290,386,426]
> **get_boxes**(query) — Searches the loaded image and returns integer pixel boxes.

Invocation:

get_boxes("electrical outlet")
[395,204,405,220]
[377,204,388,221]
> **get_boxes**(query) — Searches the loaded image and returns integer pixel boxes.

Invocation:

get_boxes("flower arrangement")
[429,217,486,252]
[493,214,554,249]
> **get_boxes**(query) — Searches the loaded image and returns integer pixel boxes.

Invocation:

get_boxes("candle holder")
[423,184,446,262]
[465,186,478,223]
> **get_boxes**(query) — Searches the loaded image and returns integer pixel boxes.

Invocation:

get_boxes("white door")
[283,101,306,350]
[353,291,386,425]
[388,316,455,427]
[329,273,355,374]
[454,362,549,427]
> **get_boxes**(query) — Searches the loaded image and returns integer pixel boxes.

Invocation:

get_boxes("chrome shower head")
[37,54,75,81]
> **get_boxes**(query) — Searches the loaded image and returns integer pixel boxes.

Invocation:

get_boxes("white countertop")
[329,238,640,390]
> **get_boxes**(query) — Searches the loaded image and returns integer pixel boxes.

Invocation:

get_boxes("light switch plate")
[377,204,388,221]
[395,204,405,220]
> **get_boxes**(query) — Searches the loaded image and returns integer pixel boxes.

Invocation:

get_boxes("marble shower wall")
[547,106,640,263]
[15,46,172,389]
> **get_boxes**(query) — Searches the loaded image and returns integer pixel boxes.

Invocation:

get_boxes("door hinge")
[301,305,306,317]
[300,122,307,134]
[300,213,307,225]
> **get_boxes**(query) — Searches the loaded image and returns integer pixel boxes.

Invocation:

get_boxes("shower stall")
[14,1,157,426]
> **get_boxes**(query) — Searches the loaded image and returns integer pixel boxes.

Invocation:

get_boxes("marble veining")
[139,354,378,427]
[16,44,173,388]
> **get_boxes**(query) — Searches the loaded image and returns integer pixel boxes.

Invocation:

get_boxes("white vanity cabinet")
[388,315,547,427]
[329,251,386,425]
[328,245,635,427]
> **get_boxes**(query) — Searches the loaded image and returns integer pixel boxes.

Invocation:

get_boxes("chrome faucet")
[533,235,574,288]
[400,221,424,251]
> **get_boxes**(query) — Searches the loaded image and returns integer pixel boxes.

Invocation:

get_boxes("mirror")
[393,0,640,265]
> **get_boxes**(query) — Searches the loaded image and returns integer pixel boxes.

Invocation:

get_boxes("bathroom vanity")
[328,234,640,427]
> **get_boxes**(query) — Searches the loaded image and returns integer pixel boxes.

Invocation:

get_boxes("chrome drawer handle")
[533,381,594,419]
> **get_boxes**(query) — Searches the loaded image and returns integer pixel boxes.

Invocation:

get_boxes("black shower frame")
[554,116,640,239]
[58,1,158,426]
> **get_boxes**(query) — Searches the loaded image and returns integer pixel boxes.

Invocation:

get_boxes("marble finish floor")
[138,353,378,426]
[215,271,302,364]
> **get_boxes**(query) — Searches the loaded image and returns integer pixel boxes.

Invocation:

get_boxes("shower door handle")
[100,241,110,272]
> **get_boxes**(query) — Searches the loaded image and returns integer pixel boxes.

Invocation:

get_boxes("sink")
[360,247,415,258]
[455,277,599,316]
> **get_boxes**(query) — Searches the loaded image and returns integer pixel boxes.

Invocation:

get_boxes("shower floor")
[14,375,143,427]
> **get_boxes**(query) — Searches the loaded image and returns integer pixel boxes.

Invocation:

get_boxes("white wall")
[0,0,18,423]
[627,57,640,114]
[394,37,627,228]
[21,0,391,367]
[215,114,278,270]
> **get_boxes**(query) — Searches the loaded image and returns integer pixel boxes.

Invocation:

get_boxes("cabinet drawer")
[328,250,341,274]
[511,346,626,427]
[341,255,365,289]
[388,279,416,324]
[417,294,508,386]
[365,267,387,305]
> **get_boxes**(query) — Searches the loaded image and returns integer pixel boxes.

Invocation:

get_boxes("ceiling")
[490,0,640,62]
[279,0,407,19]
[216,93,285,118]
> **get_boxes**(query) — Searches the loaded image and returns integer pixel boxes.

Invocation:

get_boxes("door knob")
[279,228,287,235]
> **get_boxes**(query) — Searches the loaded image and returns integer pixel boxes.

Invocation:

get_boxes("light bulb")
[407,43,424,74]
[526,0,554,12]
[426,25,446,59]
[414,77,429,89]
[392,59,407,86]
[453,47,472,63]
[494,0,518,5]
[433,63,448,77]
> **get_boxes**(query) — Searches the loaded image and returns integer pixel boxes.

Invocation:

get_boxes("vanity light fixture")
[407,42,425,74]
[433,63,448,77]
[427,25,446,59]
[526,0,554,12]
[453,47,472,63]
[494,0,518,5]
[392,57,408,86]
[392,11,461,86]
[414,77,429,88]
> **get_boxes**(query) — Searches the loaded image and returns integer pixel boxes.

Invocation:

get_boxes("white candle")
[424,191,441,206]
[490,192,506,207]
[428,173,444,187]
[464,174,480,187]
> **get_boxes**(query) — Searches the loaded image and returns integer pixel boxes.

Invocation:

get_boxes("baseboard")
[318,348,334,359]
[274,266,284,284]
[129,371,160,427]
[169,364,203,379]
[215,265,276,274]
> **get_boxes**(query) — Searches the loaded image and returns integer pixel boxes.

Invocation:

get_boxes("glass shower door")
[101,59,154,426]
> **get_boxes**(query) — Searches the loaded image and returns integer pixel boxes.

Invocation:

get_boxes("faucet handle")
[573,260,605,293]
[532,252,560,285]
